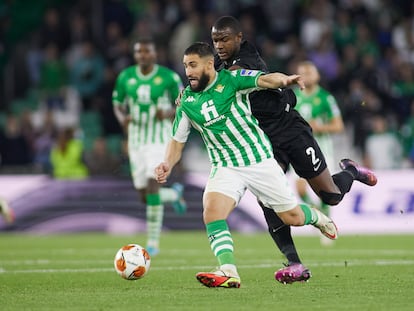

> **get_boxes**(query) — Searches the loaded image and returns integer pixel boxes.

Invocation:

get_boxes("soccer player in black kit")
[211,16,377,284]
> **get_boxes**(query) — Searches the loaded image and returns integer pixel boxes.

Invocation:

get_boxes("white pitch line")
[1,259,414,274]
[1,248,414,256]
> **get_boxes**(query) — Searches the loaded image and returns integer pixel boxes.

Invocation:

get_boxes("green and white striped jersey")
[112,64,183,147]
[174,69,273,167]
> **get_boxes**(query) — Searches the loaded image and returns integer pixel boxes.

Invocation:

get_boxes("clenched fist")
[154,162,171,183]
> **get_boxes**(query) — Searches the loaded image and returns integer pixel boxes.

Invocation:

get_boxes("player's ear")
[207,57,215,70]
[315,69,321,83]
[235,32,243,43]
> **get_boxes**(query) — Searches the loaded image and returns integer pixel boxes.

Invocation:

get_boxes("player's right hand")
[155,162,170,184]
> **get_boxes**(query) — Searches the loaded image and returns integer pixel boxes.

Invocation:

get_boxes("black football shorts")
[270,124,328,179]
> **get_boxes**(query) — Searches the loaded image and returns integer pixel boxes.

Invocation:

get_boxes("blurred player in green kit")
[112,38,186,256]
[294,61,344,245]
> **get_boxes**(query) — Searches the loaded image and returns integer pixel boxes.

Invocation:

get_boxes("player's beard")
[189,71,210,92]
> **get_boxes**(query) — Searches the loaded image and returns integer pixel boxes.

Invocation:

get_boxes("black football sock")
[332,170,354,194]
[261,203,301,264]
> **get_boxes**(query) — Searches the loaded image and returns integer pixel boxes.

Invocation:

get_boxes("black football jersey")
[214,40,299,137]
[214,41,323,176]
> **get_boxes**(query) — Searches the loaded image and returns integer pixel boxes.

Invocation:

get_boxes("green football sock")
[206,219,235,266]
[146,193,164,249]
[300,192,313,205]
[320,202,330,217]
[300,203,319,225]
[159,187,178,203]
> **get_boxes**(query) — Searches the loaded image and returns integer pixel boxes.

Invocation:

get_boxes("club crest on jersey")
[240,69,259,76]
[154,76,162,85]
[214,84,225,93]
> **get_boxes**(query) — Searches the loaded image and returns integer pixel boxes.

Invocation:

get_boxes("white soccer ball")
[114,244,151,280]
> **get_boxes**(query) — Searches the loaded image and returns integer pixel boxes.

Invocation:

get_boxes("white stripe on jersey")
[234,91,272,160]
[224,117,253,166]
[203,131,232,166]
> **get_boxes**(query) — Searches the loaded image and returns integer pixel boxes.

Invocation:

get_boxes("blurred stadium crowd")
[1,0,414,178]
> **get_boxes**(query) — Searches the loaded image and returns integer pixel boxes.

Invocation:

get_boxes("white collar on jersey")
[136,64,158,80]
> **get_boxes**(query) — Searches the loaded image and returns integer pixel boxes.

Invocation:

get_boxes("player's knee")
[319,191,343,205]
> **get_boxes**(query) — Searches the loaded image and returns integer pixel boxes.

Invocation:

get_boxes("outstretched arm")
[155,139,185,184]
[257,72,305,90]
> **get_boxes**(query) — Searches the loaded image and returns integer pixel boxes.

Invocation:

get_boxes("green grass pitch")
[1,232,413,311]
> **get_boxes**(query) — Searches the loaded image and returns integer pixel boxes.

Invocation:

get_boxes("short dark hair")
[184,42,214,58]
[133,37,156,52]
[212,16,242,34]
[134,37,155,46]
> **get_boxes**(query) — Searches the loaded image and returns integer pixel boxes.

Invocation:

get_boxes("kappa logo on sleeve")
[240,69,260,77]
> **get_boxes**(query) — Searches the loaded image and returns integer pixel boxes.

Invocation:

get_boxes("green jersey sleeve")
[232,69,264,93]
[172,105,192,143]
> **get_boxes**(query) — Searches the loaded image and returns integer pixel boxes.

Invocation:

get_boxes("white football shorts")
[128,143,167,189]
[204,158,297,213]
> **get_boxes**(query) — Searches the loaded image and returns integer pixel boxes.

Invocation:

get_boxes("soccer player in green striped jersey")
[155,42,338,288]
[112,38,186,257]
[294,61,345,245]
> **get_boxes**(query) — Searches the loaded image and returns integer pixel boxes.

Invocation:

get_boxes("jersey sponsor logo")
[137,84,151,104]
[204,115,225,126]
[240,69,259,76]
[214,84,225,93]
[185,96,195,102]
[201,100,225,126]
